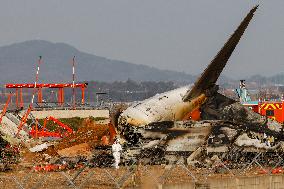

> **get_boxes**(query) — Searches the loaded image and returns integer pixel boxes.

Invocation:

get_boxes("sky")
[0,0,283,79]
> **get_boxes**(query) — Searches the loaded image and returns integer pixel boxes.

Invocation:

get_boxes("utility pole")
[18,56,42,136]
[31,56,42,105]
[72,56,76,109]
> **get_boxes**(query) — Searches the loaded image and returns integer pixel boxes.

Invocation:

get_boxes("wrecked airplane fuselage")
[117,5,258,142]
[114,6,278,165]
[118,86,206,126]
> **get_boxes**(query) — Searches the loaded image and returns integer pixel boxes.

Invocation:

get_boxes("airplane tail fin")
[183,5,258,102]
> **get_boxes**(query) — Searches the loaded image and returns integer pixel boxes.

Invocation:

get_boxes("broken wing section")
[183,5,258,102]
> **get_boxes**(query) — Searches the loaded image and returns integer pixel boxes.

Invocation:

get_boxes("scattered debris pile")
[119,101,284,167]
[53,118,110,152]
[1,102,284,173]
[0,115,113,171]
[24,121,111,172]
[0,135,20,171]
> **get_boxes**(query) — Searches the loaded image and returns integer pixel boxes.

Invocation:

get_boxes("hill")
[0,40,195,84]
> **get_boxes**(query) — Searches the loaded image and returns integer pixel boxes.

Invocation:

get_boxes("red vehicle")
[257,101,284,123]
[237,80,284,123]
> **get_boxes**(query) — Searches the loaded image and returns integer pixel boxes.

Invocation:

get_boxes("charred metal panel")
[166,126,212,152]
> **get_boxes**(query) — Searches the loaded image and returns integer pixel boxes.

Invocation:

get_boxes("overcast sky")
[0,0,283,78]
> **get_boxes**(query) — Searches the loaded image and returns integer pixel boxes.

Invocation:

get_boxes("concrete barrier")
[161,175,284,189]
[29,109,109,119]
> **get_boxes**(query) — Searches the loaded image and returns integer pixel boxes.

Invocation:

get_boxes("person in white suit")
[112,138,122,169]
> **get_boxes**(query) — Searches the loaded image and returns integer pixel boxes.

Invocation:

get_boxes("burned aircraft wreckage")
[111,6,284,166]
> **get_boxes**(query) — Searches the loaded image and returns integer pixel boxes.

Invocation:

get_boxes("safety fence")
[1,150,284,189]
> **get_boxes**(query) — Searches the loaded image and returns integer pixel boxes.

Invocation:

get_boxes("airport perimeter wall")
[209,175,284,189]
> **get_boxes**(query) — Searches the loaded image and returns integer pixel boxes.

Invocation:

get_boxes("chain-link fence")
[1,149,284,189]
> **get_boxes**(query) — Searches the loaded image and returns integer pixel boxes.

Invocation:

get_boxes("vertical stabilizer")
[183,5,258,101]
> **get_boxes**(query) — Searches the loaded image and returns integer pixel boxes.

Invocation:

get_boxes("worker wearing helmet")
[112,137,122,169]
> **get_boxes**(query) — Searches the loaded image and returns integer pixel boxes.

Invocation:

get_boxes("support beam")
[58,88,64,105]
[38,88,43,103]
[81,87,85,104]
[58,88,61,105]
[15,89,19,108]
[20,88,23,108]
[0,93,12,124]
